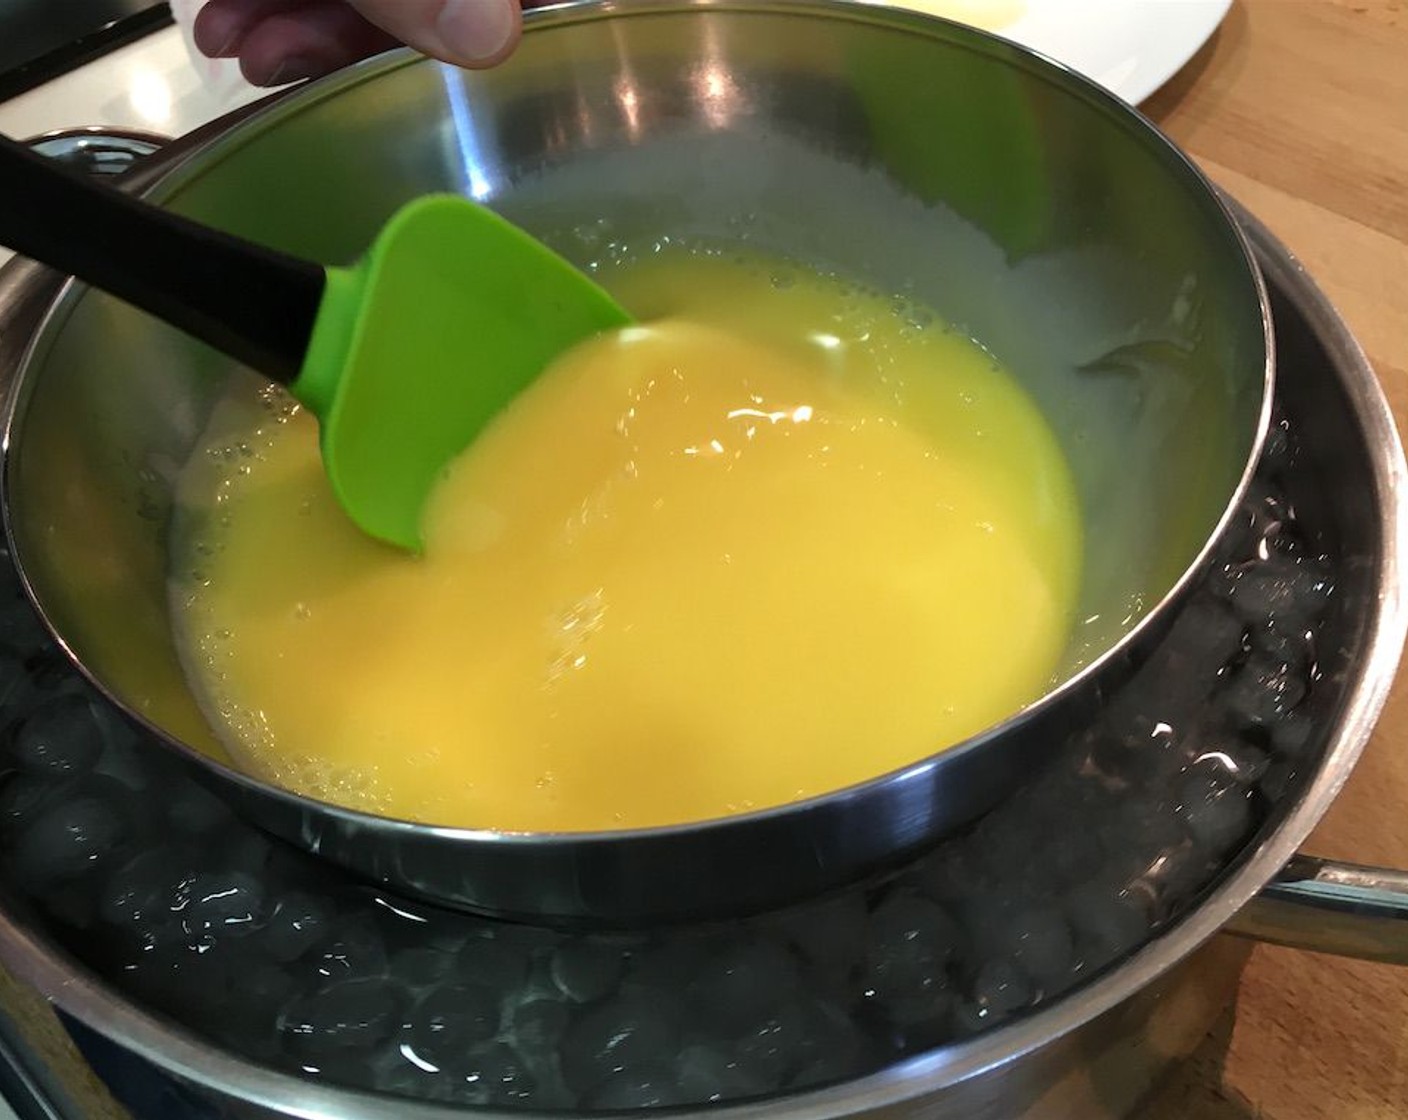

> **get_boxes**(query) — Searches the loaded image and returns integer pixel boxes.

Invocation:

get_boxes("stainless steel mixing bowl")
[0,0,1271,922]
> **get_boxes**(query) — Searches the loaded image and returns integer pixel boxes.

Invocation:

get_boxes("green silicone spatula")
[0,133,632,551]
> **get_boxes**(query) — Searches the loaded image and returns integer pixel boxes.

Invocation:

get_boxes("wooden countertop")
[1140,1,1408,1116]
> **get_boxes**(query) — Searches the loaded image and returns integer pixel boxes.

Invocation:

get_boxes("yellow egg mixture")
[171,249,1081,832]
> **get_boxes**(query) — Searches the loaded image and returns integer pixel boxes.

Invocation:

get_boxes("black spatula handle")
[0,132,325,385]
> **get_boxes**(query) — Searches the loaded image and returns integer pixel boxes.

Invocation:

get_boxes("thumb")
[345,0,521,68]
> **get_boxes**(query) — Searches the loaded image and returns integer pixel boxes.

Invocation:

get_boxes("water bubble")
[281,977,404,1062]
[550,940,626,1004]
[0,591,48,653]
[1271,712,1316,758]
[11,789,127,887]
[0,646,36,719]
[508,997,570,1063]
[1206,559,1246,603]
[257,384,300,423]
[584,1064,685,1110]
[906,845,992,905]
[0,771,57,831]
[964,899,1073,990]
[389,945,456,989]
[1252,619,1315,674]
[571,222,605,250]
[220,829,274,877]
[264,891,336,963]
[305,918,388,983]
[861,890,961,1009]
[99,848,194,944]
[216,960,299,1059]
[1191,739,1271,785]
[181,870,266,940]
[11,696,104,778]
[969,956,1033,1023]
[37,879,98,928]
[1137,839,1214,917]
[1044,823,1107,891]
[1258,757,1300,802]
[456,1042,537,1105]
[678,1044,777,1103]
[1163,597,1246,681]
[731,997,846,1086]
[165,779,234,834]
[1179,769,1255,856]
[1064,881,1149,972]
[688,936,801,1035]
[1222,652,1308,728]
[375,1054,460,1104]
[559,990,682,1095]
[1230,563,1331,629]
[1098,792,1187,866]
[1260,420,1294,471]
[761,891,867,979]
[404,982,503,1070]
[456,934,530,996]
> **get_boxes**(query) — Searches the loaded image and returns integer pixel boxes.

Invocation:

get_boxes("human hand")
[192,0,526,87]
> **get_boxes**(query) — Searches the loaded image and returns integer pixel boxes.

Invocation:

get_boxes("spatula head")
[291,194,632,551]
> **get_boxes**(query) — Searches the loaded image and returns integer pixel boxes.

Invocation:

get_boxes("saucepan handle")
[1228,855,1408,964]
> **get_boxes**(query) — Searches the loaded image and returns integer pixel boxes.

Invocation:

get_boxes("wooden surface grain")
[1140,1,1408,1117]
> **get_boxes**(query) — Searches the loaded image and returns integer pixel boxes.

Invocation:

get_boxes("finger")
[344,0,521,69]
[233,0,400,85]
[193,0,320,58]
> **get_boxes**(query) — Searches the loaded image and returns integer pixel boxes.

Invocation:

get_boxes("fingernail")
[437,0,516,64]
[265,56,322,86]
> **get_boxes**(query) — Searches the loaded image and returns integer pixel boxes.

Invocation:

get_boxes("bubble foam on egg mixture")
[0,410,1335,1110]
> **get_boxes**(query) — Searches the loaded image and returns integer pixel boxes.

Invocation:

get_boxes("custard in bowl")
[170,247,1082,833]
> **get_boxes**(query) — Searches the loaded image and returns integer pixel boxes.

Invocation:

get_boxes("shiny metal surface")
[24,126,168,176]
[0,93,1400,1120]
[1228,855,1408,964]
[0,0,1272,924]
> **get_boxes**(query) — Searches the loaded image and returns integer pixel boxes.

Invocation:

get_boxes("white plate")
[857,0,1234,104]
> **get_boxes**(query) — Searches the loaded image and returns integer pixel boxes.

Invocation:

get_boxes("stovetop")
[0,12,268,275]
[0,0,173,102]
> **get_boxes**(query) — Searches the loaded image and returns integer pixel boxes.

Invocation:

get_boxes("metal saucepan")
[0,0,1271,923]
